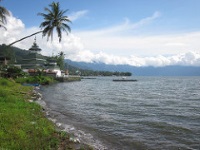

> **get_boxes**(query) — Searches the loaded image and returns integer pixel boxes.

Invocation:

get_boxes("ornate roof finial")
[29,36,41,53]
[34,36,36,43]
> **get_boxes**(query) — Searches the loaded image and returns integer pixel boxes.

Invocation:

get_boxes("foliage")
[0,44,31,63]
[0,78,94,149]
[15,75,55,85]
[8,1,71,46]
[48,51,65,70]
[6,66,27,78]
[0,65,27,78]
[66,64,132,76]
[38,2,71,42]
[0,44,132,77]
[56,51,65,70]
[0,0,10,30]
[0,44,15,64]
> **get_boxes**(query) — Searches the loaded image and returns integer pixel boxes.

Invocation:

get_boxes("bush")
[15,76,55,85]
[0,66,27,78]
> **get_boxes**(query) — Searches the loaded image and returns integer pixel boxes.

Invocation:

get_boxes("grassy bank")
[0,78,93,150]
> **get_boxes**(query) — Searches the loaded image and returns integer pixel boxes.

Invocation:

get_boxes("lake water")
[40,77,200,150]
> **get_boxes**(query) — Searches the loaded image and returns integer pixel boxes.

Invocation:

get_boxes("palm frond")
[0,5,10,28]
[0,24,7,30]
[38,1,71,42]
[56,27,62,42]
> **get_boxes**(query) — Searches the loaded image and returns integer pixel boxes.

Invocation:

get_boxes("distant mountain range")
[1,44,199,76]
[65,59,200,76]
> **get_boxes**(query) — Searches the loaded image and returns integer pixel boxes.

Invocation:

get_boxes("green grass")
[0,78,93,150]
[0,78,58,149]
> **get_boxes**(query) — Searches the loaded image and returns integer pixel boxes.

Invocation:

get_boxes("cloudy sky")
[1,0,200,66]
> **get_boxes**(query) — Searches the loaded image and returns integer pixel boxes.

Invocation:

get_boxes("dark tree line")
[66,64,132,76]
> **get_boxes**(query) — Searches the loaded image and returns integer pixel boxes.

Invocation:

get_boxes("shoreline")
[34,86,106,150]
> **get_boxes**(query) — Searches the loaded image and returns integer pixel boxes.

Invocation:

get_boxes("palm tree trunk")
[8,31,43,46]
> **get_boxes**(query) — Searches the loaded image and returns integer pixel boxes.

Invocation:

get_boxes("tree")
[8,2,71,46]
[6,66,25,78]
[56,51,65,70]
[38,2,71,42]
[0,0,10,30]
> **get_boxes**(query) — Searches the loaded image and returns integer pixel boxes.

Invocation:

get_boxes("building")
[45,57,62,77]
[15,38,62,77]
[16,38,46,71]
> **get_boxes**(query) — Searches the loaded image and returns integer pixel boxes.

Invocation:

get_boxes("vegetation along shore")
[0,77,93,150]
[0,0,127,149]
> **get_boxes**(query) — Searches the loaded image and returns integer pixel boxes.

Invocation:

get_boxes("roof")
[29,38,41,52]
[24,52,46,60]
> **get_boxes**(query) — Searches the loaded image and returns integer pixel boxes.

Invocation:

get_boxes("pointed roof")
[29,37,41,53]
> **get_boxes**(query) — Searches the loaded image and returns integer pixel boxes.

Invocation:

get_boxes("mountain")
[65,59,200,76]
[1,44,199,76]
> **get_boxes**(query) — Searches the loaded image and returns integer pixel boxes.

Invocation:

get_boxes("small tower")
[29,37,41,54]
[17,37,46,71]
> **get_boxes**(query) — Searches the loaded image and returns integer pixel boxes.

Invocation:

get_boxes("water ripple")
[41,77,200,150]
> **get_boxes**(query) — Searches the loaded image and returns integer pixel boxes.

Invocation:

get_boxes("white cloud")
[0,12,25,44]
[0,13,85,56]
[76,11,161,36]
[74,29,200,57]
[1,12,200,67]
[132,11,161,29]
[68,50,200,67]
[69,10,89,21]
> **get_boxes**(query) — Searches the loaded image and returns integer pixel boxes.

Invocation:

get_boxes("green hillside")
[0,44,131,76]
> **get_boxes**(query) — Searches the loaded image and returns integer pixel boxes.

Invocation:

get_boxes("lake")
[40,76,200,150]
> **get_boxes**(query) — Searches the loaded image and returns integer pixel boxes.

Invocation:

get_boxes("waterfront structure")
[15,38,62,77]
[16,38,46,71]
[45,57,62,77]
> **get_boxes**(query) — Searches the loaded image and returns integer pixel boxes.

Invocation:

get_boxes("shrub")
[1,66,27,78]
[15,76,54,85]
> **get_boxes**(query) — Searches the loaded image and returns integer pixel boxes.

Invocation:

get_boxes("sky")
[1,0,200,67]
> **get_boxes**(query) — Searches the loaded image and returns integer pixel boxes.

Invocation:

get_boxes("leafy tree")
[0,0,10,30]
[56,51,65,70]
[8,2,71,46]
[6,66,24,78]
[1,66,26,78]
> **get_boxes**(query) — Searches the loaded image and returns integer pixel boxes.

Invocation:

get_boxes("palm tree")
[0,0,10,30]
[8,1,71,46]
[38,2,71,42]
